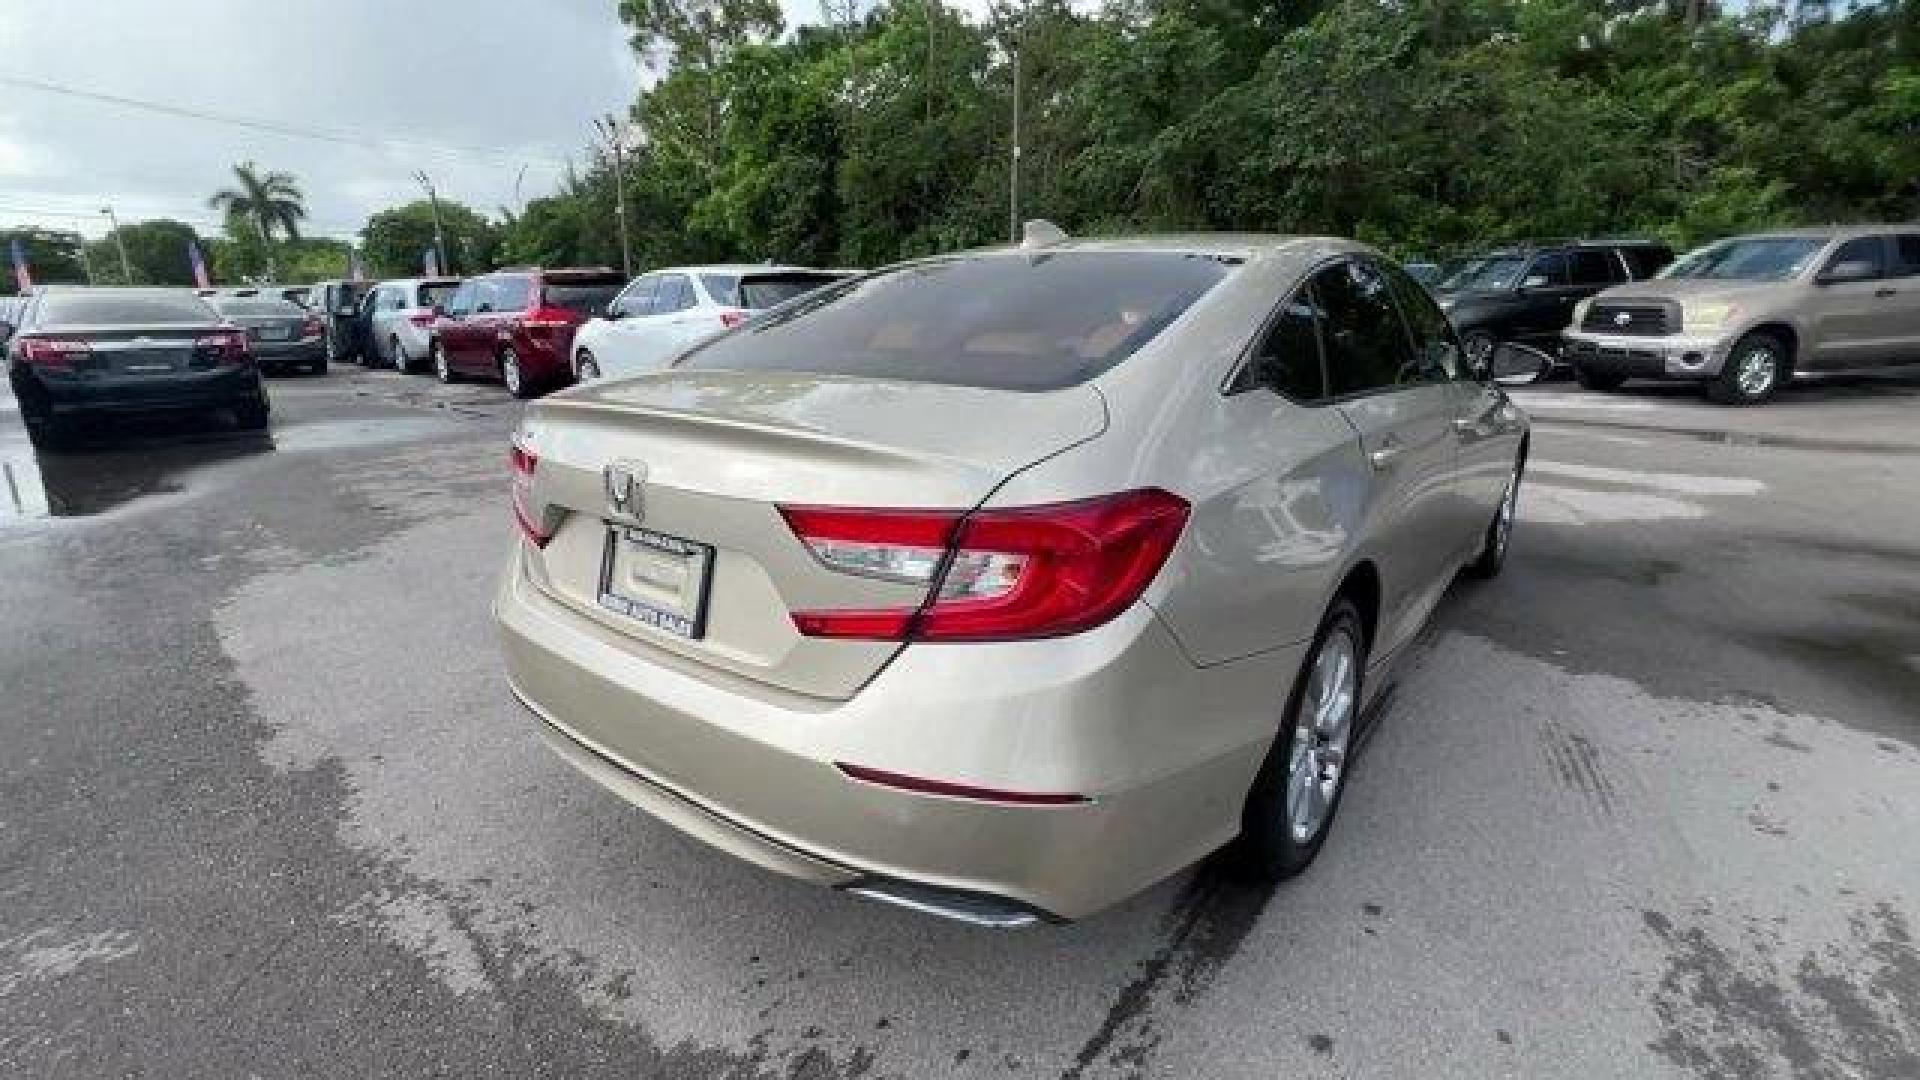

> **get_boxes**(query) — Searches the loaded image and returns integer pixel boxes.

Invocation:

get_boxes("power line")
[0,204,362,239]
[0,74,575,171]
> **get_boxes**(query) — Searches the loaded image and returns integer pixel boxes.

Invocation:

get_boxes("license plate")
[255,326,290,341]
[597,526,712,639]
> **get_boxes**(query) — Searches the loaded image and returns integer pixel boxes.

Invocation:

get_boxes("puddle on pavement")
[1,423,273,524]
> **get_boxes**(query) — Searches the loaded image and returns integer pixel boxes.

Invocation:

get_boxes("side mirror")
[1488,343,1551,385]
[1817,260,1877,285]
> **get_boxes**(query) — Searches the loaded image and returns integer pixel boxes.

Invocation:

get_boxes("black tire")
[389,336,410,374]
[1575,366,1627,392]
[310,356,329,377]
[501,347,535,399]
[234,400,270,430]
[431,341,458,384]
[1231,597,1368,881]
[574,348,601,381]
[1464,453,1524,579]
[1707,331,1787,407]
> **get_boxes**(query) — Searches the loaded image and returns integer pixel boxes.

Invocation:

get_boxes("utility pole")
[593,115,634,277]
[75,242,95,286]
[1008,41,1022,242]
[413,171,450,275]
[100,205,134,284]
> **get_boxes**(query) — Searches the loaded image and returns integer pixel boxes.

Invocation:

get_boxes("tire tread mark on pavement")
[1541,716,1617,816]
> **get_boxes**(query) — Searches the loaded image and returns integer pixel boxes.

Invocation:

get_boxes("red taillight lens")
[509,438,552,548]
[718,309,748,329]
[301,316,324,338]
[782,489,1190,642]
[521,307,576,330]
[195,330,252,365]
[18,337,91,369]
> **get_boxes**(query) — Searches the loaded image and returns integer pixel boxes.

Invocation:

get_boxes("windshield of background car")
[37,292,217,325]
[701,272,846,309]
[678,252,1233,392]
[212,298,306,319]
[542,281,623,315]
[1661,237,1827,281]
[1438,256,1526,290]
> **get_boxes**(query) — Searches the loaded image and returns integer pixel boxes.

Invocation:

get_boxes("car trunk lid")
[31,323,225,377]
[516,370,1108,699]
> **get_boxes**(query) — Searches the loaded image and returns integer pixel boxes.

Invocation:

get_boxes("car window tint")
[1896,236,1920,277]
[418,282,458,308]
[738,273,845,309]
[1569,250,1617,287]
[617,278,658,317]
[444,283,474,316]
[545,282,623,315]
[699,274,741,307]
[1249,291,1325,401]
[37,291,216,325]
[1826,237,1886,278]
[654,275,693,313]
[1381,260,1461,382]
[1313,260,1423,397]
[680,252,1231,392]
[1621,246,1672,279]
[1525,250,1570,287]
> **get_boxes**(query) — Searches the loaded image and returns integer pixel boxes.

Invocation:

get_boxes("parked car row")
[1424,225,1920,405]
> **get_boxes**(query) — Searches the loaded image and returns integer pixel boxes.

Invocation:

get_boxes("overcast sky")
[0,0,962,243]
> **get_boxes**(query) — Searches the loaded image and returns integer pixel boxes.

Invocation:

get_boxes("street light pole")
[593,115,634,277]
[101,205,134,284]
[413,171,450,275]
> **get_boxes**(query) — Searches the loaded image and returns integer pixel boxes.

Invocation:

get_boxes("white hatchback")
[569,265,846,381]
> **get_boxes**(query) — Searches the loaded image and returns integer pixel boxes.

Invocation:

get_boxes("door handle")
[1368,437,1407,470]
[1875,287,1898,298]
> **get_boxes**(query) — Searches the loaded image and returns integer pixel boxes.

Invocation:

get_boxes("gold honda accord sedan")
[495,230,1531,926]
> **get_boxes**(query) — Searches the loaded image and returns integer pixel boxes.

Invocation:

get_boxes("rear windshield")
[1661,237,1827,281]
[542,281,623,315]
[701,272,845,310]
[36,291,216,326]
[678,252,1230,392]
[212,298,306,318]
[1439,256,1526,291]
[417,282,459,307]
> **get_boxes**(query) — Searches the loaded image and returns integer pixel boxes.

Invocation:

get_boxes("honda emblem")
[604,459,647,520]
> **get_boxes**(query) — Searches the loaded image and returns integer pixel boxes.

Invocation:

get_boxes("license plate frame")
[597,525,714,640]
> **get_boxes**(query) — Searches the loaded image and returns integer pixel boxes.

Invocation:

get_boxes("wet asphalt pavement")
[1,365,1916,1079]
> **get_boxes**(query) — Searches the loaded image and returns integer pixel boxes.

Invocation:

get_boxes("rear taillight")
[17,337,91,369]
[509,437,552,548]
[780,488,1189,642]
[301,316,324,338]
[195,330,253,366]
[521,307,575,330]
[718,309,748,329]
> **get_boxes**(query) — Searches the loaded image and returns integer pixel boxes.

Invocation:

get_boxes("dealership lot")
[2,371,1916,1078]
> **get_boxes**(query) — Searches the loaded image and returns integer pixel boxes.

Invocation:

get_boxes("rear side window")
[1826,237,1887,278]
[705,272,845,309]
[544,281,623,315]
[37,291,216,325]
[680,252,1230,392]
[1313,261,1423,397]
[483,276,533,312]
[1381,261,1460,382]
[1248,294,1326,401]
[1524,250,1570,287]
[444,283,475,317]
[1620,246,1673,279]
[1569,249,1621,286]
[1896,236,1920,277]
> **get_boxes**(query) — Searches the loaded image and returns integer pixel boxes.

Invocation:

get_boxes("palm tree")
[208,161,306,280]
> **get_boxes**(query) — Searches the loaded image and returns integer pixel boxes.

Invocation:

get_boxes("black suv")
[1433,240,1674,373]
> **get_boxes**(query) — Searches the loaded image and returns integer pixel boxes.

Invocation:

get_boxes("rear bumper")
[12,364,266,417]
[254,340,326,369]
[494,543,1295,922]
[1563,330,1734,380]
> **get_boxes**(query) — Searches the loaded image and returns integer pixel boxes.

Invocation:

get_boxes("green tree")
[208,161,307,279]
[84,219,203,287]
[360,199,500,276]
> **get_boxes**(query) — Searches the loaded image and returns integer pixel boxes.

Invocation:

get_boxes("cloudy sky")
[0,0,949,243]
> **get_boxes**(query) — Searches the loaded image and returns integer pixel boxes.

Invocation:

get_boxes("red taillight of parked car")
[520,307,576,330]
[780,489,1190,642]
[301,315,324,338]
[509,437,553,548]
[17,337,91,369]
[195,330,253,366]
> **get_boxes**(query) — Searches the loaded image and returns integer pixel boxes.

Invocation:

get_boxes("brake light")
[781,489,1189,642]
[509,437,552,548]
[301,315,324,338]
[718,309,748,329]
[521,307,576,329]
[195,330,253,366]
[18,337,91,369]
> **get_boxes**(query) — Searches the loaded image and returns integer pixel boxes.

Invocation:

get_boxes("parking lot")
[2,368,1917,1078]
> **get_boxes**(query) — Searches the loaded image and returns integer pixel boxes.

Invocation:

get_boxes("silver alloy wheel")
[502,349,524,396]
[1735,345,1777,397]
[576,349,600,381]
[1286,625,1358,843]
[1465,333,1495,371]
[1494,467,1519,558]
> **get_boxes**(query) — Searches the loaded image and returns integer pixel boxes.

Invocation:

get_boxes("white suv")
[569,265,845,381]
